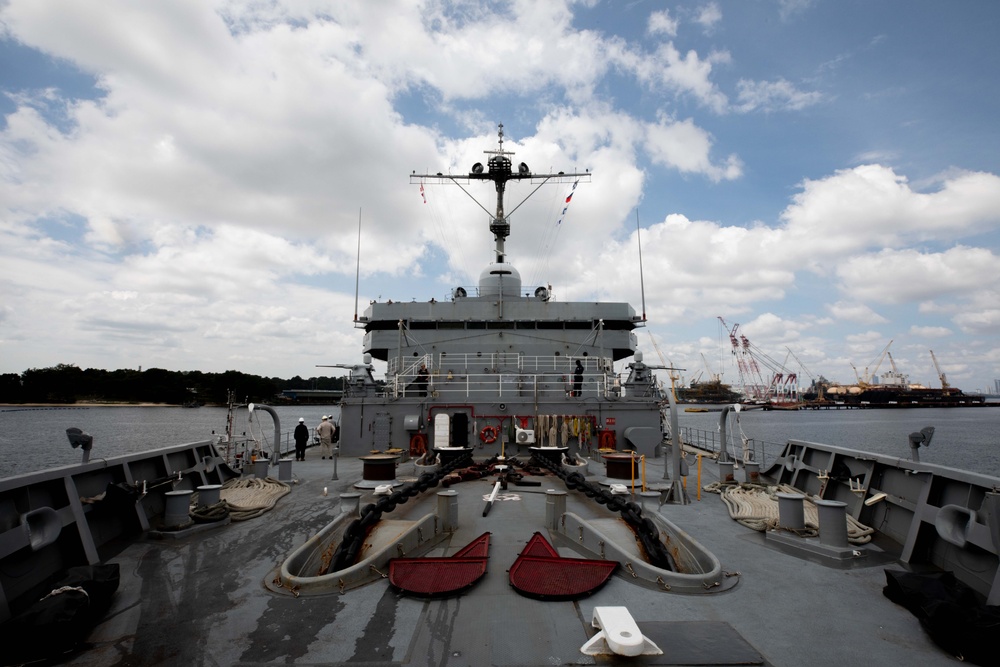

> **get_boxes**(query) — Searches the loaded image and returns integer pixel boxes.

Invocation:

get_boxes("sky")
[1,0,999,394]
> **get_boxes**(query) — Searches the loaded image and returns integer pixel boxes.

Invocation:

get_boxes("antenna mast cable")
[636,209,647,322]
[353,208,362,324]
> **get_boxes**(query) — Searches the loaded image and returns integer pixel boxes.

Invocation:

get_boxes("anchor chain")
[533,457,677,571]
[327,452,472,573]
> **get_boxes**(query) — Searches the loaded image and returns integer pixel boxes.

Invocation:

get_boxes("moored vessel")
[1,126,998,666]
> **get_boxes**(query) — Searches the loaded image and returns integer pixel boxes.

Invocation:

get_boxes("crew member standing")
[415,364,430,397]
[294,417,310,461]
[316,415,335,459]
[573,360,584,397]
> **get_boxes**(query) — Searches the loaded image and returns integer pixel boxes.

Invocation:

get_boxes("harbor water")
[1,403,998,480]
[678,403,1000,479]
[0,404,342,479]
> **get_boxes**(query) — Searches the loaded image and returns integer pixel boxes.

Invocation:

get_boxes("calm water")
[1,403,998,479]
[678,404,1000,478]
[0,405,341,479]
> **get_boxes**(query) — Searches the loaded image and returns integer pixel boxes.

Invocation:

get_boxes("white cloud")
[781,166,1000,260]
[694,3,723,33]
[644,117,743,181]
[734,79,823,113]
[0,0,997,389]
[648,10,678,37]
[835,246,1000,304]
[827,301,888,325]
[953,309,1000,336]
[909,325,951,338]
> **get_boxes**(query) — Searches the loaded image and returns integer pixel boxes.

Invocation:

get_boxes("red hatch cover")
[389,532,491,597]
[519,532,559,558]
[452,531,491,558]
[509,533,619,601]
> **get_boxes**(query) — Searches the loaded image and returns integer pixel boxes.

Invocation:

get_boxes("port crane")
[645,330,682,400]
[882,351,909,387]
[850,340,893,387]
[701,353,722,383]
[786,347,822,399]
[929,350,952,394]
[717,317,798,404]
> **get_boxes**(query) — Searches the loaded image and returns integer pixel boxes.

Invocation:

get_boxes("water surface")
[1,403,997,479]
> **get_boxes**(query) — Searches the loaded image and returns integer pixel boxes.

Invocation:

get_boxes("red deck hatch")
[389,532,491,597]
[509,532,619,600]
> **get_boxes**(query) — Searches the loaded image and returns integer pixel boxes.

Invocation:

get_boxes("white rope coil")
[716,482,873,544]
[218,477,291,521]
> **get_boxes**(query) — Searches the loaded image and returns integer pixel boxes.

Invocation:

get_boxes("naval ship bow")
[338,124,666,461]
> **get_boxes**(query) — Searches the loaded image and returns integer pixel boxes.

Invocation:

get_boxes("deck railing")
[680,427,785,469]
[382,352,659,401]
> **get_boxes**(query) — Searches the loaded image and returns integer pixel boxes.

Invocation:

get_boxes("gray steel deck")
[66,447,956,667]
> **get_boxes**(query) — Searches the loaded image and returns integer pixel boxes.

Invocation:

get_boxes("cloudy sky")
[2,0,998,393]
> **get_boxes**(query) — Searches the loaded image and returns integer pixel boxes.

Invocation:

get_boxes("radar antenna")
[411,124,590,264]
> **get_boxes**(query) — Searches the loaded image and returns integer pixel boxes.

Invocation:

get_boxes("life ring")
[599,430,616,450]
[409,433,427,456]
[480,425,499,444]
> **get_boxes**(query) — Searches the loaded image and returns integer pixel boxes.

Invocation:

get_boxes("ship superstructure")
[339,125,665,457]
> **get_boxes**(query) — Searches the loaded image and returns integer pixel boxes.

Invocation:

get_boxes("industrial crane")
[882,351,909,387]
[645,330,682,400]
[717,316,798,403]
[929,350,951,394]
[701,353,721,383]
[849,340,893,386]
[786,347,823,400]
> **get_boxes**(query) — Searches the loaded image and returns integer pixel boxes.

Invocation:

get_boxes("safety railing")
[679,427,784,469]
[383,353,652,401]
[388,353,612,377]
[388,370,619,400]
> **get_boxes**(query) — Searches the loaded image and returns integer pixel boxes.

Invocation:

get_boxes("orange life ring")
[409,433,427,456]
[599,430,616,450]
[480,425,499,444]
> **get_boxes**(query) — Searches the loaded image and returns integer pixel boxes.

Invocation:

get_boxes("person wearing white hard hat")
[293,417,310,461]
[316,415,336,459]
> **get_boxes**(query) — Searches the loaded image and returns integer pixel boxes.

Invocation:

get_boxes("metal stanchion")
[331,446,340,481]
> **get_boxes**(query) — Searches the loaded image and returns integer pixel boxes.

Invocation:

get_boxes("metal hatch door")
[374,412,392,450]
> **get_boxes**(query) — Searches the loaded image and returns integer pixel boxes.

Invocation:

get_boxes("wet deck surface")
[66,446,958,666]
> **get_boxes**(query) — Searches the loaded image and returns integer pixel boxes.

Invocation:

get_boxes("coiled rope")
[184,477,292,525]
[713,482,873,544]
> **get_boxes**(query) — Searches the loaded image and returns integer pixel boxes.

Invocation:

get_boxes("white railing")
[387,369,653,400]
[379,353,664,401]
[389,352,610,376]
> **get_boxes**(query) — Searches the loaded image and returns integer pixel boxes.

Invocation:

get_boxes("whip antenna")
[353,207,362,323]
[636,208,647,322]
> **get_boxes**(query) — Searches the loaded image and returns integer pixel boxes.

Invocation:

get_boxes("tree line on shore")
[0,364,349,405]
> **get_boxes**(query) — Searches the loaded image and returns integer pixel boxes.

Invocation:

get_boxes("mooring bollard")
[163,490,194,529]
[278,458,293,482]
[776,492,806,530]
[719,461,735,483]
[197,484,222,507]
[437,490,459,532]
[339,492,362,516]
[815,499,849,548]
[545,489,567,529]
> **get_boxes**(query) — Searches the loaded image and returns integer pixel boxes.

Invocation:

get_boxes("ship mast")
[411,124,589,265]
